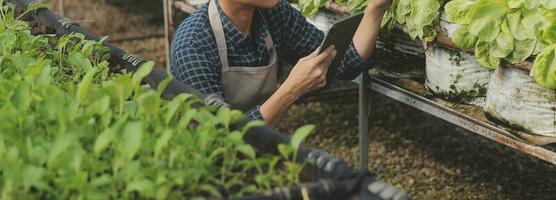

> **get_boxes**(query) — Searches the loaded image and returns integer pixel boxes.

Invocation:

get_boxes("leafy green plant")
[296,0,442,42]
[445,0,553,69]
[381,0,441,42]
[531,9,556,89]
[0,1,315,199]
[298,0,329,16]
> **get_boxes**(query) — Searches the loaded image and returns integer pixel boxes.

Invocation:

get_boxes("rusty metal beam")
[369,76,556,165]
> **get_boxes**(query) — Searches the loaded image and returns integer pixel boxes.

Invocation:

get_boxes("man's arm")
[273,0,387,80]
[352,1,391,61]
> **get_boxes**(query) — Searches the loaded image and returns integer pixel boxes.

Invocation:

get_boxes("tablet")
[318,13,364,80]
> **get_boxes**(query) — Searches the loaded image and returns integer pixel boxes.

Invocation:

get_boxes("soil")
[36,1,556,199]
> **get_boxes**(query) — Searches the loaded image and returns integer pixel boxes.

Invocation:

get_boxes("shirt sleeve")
[171,45,264,121]
[273,0,377,80]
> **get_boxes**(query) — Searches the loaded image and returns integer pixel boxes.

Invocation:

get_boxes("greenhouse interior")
[1,0,556,199]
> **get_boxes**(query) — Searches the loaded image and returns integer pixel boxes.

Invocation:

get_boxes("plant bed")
[1,0,408,199]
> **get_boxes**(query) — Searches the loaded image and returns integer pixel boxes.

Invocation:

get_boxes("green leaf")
[540,0,556,9]
[468,1,508,42]
[236,144,256,159]
[132,61,154,87]
[154,130,173,158]
[48,134,74,168]
[291,125,315,156]
[277,144,292,160]
[156,76,173,96]
[121,122,143,160]
[445,0,476,24]
[469,18,502,42]
[475,41,500,69]
[506,38,537,64]
[94,129,115,155]
[126,179,155,198]
[199,184,222,198]
[491,21,514,58]
[522,8,548,38]
[23,165,47,191]
[452,26,478,50]
[76,67,98,104]
[395,0,412,24]
[68,52,93,73]
[217,107,231,128]
[227,131,243,145]
[87,96,110,116]
[506,11,529,40]
[405,0,440,41]
[543,21,556,44]
[531,44,556,89]
[524,0,539,9]
[508,0,525,8]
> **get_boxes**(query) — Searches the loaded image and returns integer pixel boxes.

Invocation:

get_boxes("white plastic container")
[484,66,556,144]
[425,45,492,106]
[424,13,492,105]
[292,6,342,33]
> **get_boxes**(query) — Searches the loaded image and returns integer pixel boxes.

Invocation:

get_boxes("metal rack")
[366,76,556,165]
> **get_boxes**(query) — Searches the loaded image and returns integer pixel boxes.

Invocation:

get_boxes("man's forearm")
[260,83,300,128]
[352,6,387,60]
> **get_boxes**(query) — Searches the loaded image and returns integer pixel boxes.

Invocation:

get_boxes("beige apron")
[208,0,278,111]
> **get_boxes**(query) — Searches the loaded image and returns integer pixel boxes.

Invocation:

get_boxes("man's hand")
[260,46,336,128]
[283,46,337,98]
[367,0,392,12]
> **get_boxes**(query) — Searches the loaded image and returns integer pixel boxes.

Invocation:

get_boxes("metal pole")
[58,0,64,16]
[163,0,172,72]
[359,69,369,172]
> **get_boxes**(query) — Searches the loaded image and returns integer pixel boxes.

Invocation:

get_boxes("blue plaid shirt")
[171,0,376,120]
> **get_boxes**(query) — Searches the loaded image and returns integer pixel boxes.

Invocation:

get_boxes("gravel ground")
[278,86,556,200]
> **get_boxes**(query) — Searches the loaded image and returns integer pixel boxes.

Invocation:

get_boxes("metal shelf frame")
[363,76,556,166]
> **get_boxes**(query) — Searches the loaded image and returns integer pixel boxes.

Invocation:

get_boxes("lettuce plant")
[298,0,329,16]
[531,9,556,89]
[445,0,553,69]
[381,0,441,42]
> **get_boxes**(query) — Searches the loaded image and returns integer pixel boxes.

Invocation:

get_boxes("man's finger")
[315,45,335,63]
[322,49,337,73]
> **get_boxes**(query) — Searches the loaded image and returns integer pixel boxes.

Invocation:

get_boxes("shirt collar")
[215,1,269,46]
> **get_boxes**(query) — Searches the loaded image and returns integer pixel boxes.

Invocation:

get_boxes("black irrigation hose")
[6,1,408,199]
[232,172,409,200]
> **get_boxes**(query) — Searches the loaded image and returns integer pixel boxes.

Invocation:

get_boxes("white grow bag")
[425,13,492,105]
[292,6,342,33]
[484,66,556,144]
[425,45,492,105]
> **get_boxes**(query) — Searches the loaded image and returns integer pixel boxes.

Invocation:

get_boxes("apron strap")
[209,0,276,71]
[208,0,230,70]
[264,31,274,51]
